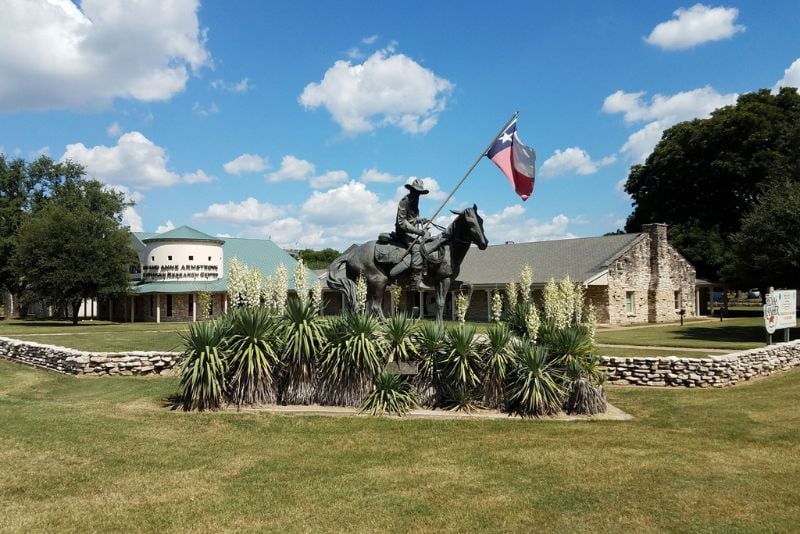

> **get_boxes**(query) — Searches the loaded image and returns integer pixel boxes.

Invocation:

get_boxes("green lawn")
[596,346,715,359]
[596,316,793,351]
[1,359,799,532]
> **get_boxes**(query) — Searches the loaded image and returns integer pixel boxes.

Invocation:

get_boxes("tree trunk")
[71,301,81,325]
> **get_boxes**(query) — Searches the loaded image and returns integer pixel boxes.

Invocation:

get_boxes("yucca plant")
[225,307,282,406]
[278,299,326,405]
[504,301,532,337]
[318,312,384,406]
[380,313,417,364]
[563,352,607,415]
[482,322,514,409]
[178,319,229,411]
[441,324,483,411]
[506,339,564,417]
[547,323,595,368]
[360,370,418,416]
[412,320,447,407]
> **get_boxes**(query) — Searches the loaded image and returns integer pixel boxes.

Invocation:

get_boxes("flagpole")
[398,111,519,261]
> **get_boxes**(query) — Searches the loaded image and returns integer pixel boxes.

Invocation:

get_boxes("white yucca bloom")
[261,275,277,314]
[525,303,540,342]
[389,285,402,314]
[584,301,598,343]
[455,291,469,323]
[355,273,368,313]
[274,264,289,314]
[505,281,518,310]
[570,279,586,324]
[294,259,308,303]
[491,289,503,322]
[227,257,246,308]
[243,266,263,309]
[543,278,570,329]
[311,279,323,314]
[519,264,533,304]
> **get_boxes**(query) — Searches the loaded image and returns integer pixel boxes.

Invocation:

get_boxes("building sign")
[763,289,796,334]
[142,264,219,281]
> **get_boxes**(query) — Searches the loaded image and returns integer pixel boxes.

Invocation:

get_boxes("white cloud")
[299,49,453,135]
[106,122,122,138]
[360,168,402,183]
[645,4,745,50]
[122,206,143,232]
[484,205,575,243]
[266,155,316,183]
[539,147,616,178]
[395,177,448,201]
[309,170,349,190]
[29,146,50,159]
[192,101,219,116]
[0,0,209,112]
[362,35,379,45]
[774,58,800,91]
[62,131,211,189]
[603,86,738,162]
[223,153,269,175]
[615,178,631,200]
[211,78,251,93]
[156,220,176,234]
[193,197,286,225]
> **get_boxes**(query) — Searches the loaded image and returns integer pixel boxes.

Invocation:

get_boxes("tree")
[297,247,340,269]
[624,88,800,281]
[726,180,800,291]
[13,179,136,324]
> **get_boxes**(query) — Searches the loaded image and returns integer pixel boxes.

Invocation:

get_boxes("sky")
[1,0,799,250]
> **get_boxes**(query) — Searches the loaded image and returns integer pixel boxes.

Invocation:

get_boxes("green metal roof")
[141,225,223,243]
[129,231,316,294]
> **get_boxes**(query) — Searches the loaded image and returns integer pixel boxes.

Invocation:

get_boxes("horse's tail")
[326,250,358,311]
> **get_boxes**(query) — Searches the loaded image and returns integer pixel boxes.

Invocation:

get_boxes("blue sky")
[1,1,798,250]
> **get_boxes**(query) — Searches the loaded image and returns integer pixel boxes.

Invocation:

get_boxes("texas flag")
[486,118,536,201]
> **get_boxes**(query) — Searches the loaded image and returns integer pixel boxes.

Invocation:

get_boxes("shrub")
[412,320,447,407]
[482,322,514,409]
[506,339,564,417]
[380,313,417,364]
[360,371,418,416]
[225,308,282,406]
[441,324,483,411]
[178,319,229,411]
[278,299,326,405]
[318,312,383,406]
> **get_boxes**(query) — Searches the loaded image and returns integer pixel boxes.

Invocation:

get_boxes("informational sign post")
[763,290,796,341]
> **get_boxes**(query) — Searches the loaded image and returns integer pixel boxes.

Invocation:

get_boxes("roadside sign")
[764,290,796,334]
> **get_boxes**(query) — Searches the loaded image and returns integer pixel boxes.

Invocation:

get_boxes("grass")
[1,359,799,532]
[596,346,715,359]
[596,316,794,351]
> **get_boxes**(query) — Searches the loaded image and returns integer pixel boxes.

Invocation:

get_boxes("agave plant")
[360,370,418,416]
[278,299,326,405]
[317,312,384,407]
[380,313,417,364]
[178,319,229,411]
[412,320,447,407]
[441,324,484,411]
[225,307,282,406]
[506,339,564,418]
[482,322,514,409]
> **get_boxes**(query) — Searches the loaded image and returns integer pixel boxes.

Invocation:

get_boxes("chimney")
[642,223,669,322]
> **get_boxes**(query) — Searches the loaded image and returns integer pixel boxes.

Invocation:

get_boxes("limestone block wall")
[601,340,800,387]
[0,336,178,376]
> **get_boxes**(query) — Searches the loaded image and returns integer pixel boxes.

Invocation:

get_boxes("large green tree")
[298,247,340,269]
[13,177,136,324]
[624,87,800,281]
[726,180,800,290]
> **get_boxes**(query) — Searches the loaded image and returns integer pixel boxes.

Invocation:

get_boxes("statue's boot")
[412,269,433,291]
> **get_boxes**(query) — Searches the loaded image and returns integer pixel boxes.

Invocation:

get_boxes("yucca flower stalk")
[278,299,326,405]
[274,264,289,314]
[355,273,368,313]
[505,281,518,310]
[227,257,246,309]
[455,291,469,323]
[226,307,282,406]
[525,303,541,342]
[389,285,402,315]
[178,319,229,411]
[360,371,418,416]
[491,290,503,322]
[294,258,308,303]
[519,264,533,304]
[311,280,323,315]
[243,266,263,309]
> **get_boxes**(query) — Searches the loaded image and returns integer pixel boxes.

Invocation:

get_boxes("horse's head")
[450,203,488,250]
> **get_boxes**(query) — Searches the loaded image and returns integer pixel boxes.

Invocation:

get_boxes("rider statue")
[395,178,433,291]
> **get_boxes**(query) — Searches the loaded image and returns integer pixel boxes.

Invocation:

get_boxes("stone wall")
[0,336,178,376]
[601,340,800,387]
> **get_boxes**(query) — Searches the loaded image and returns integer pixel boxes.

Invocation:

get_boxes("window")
[625,291,635,315]
[674,290,682,310]
[168,255,173,261]
[208,256,212,261]
[189,256,194,261]
[151,256,155,261]
[166,295,173,317]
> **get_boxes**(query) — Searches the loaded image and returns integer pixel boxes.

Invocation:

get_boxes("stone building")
[455,223,696,324]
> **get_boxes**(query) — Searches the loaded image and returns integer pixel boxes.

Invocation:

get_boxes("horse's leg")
[436,278,450,323]
[368,276,387,318]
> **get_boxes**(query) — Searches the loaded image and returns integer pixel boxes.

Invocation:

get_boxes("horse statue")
[327,204,488,322]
